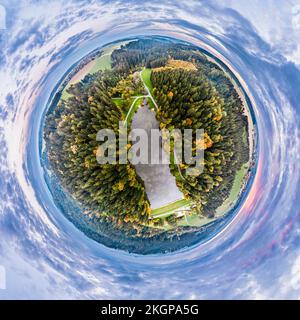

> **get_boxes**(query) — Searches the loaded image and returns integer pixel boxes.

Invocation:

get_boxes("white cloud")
[221,0,300,66]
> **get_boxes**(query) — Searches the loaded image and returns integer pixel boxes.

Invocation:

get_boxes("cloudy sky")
[0,0,299,299]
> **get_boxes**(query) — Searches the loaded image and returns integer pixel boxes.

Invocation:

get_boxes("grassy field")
[215,162,249,216]
[151,200,214,228]
[147,97,155,110]
[61,89,72,100]
[229,163,249,200]
[61,54,112,101]
[125,97,144,124]
[151,198,190,217]
[141,68,153,92]
[112,98,123,106]
[112,97,136,118]
[177,213,212,227]
[89,54,111,74]
[112,98,125,115]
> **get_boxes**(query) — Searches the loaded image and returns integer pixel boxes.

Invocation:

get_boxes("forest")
[112,38,249,216]
[44,38,249,242]
[45,70,152,235]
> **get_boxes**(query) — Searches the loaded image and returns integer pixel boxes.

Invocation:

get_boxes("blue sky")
[0,0,300,299]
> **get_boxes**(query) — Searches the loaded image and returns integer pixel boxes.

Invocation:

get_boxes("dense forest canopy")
[44,38,250,252]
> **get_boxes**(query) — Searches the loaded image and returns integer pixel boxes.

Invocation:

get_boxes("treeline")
[111,39,198,71]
